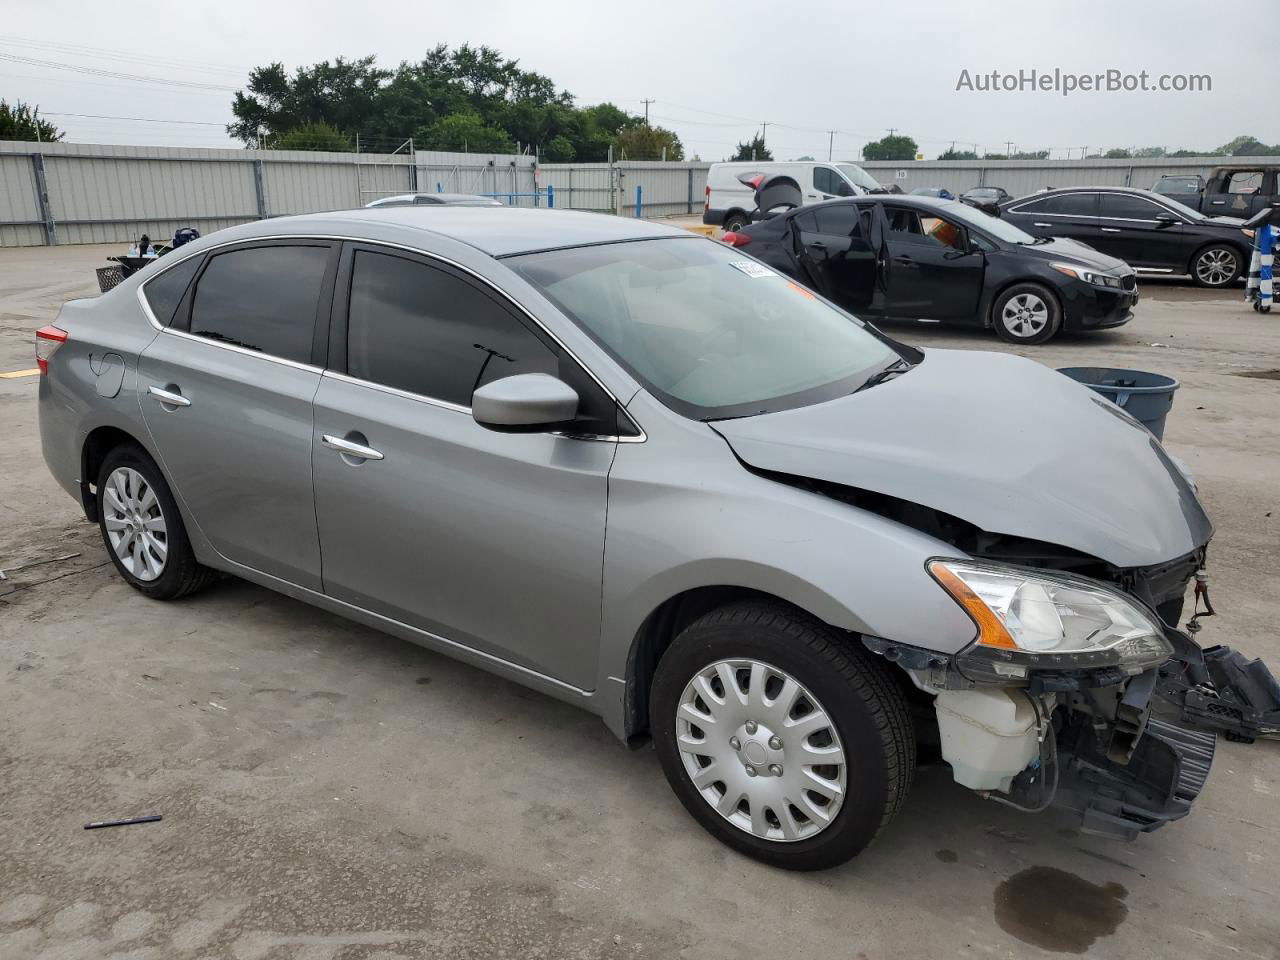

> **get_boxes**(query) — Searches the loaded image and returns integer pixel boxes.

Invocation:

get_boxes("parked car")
[703,161,882,232]
[1000,186,1255,287]
[1152,165,1280,219]
[722,195,1137,343]
[365,193,502,208]
[959,186,1012,216]
[38,207,1219,870]
[909,187,955,200]
[1151,174,1205,207]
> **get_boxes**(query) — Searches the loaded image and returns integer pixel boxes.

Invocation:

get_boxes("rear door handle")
[147,385,191,407]
[1100,227,1122,233]
[322,434,384,461]
[1032,222,1052,228]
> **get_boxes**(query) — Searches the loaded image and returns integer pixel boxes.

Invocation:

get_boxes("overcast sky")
[4,0,1273,159]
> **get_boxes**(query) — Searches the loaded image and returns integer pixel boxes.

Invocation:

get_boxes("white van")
[702,161,882,230]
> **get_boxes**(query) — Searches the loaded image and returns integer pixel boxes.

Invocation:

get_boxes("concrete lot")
[1,243,1278,959]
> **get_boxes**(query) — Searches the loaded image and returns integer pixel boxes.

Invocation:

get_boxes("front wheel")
[650,601,914,870]
[1191,244,1242,288]
[992,283,1062,344]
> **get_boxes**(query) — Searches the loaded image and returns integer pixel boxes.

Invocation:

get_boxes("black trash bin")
[1057,367,1179,440]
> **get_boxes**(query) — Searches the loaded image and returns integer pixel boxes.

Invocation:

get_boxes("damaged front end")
[865,549,1276,842]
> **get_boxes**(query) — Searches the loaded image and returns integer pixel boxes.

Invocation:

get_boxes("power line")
[0,51,236,91]
[42,111,228,126]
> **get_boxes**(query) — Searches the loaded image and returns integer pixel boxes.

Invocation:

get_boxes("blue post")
[508,192,514,206]
[436,182,442,193]
[547,184,555,209]
[636,185,642,218]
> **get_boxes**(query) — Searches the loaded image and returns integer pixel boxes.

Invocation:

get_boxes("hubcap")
[102,466,168,582]
[1001,292,1048,338]
[1196,249,1236,286]
[675,659,847,842]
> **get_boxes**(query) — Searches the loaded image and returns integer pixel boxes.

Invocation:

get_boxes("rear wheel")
[993,283,1062,344]
[722,210,751,233]
[96,443,215,600]
[650,601,914,870]
[1191,244,1242,288]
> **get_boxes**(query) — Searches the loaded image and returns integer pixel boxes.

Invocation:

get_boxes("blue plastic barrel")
[1057,367,1179,440]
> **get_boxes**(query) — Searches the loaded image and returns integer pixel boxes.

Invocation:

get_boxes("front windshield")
[942,201,1040,244]
[509,239,898,420]
[837,164,882,191]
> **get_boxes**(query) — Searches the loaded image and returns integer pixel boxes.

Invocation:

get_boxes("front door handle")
[1032,221,1052,227]
[1100,227,1122,233]
[322,434,384,461]
[892,254,914,264]
[147,385,191,407]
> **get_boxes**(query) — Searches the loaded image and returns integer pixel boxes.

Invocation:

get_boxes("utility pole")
[640,99,654,125]
[1005,140,1015,158]
[760,122,769,151]
[827,130,835,161]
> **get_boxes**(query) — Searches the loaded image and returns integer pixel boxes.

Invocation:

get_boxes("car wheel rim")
[675,658,847,843]
[1196,249,1236,285]
[102,466,168,582]
[1002,293,1049,338]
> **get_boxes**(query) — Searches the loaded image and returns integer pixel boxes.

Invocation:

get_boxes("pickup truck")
[1153,165,1280,218]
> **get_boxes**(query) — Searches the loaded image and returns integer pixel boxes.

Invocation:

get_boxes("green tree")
[731,134,772,161]
[417,112,513,153]
[862,134,918,161]
[937,148,978,160]
[0,99,62,141]
[795,155,815,161]
[1103,147,1132,159]
[1134,146,1166,158]
[1216,135,1280,156]
[614,124,683,160]
[1168,148,1208,158]
[268,123,352,151]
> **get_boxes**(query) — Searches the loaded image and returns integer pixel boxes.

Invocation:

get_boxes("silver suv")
[38,207,1217,869]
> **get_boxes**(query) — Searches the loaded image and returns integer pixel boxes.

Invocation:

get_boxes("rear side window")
[142,255,202,326]
[345,250,620,433]
[188,245,330,363]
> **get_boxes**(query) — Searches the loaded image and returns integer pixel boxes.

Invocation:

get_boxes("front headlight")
[1050,262,1123,288]
[929,559,1172,682]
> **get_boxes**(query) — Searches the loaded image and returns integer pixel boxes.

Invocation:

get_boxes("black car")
[999,187,1254,288]
[960,186,1012,216]
[723,196,1137,344]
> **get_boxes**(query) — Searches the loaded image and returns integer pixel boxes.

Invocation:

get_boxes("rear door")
[1005,192,1100,245]
[791,202,881,313]
[880,205,984,320]
[138,240,337,589]
[311,244,621,688]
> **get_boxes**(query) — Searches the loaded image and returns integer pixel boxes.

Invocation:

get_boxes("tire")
[1190,244,1242,288]
[96,442,216,600]
[992,282,1063,345]
[650,600,914,871]
[722,211,750,233]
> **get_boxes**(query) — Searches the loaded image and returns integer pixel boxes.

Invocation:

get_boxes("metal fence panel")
[0,152,42,246]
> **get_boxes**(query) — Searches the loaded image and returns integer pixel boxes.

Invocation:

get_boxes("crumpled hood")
[713,349,1212,567]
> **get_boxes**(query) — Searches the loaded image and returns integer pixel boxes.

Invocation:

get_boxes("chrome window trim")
[1007,191,1192,226]
[135,232,646,443]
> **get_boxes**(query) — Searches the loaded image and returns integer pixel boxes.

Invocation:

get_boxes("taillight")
[35,325,68,374]
[704,184,710,213]
[720,231,751,247]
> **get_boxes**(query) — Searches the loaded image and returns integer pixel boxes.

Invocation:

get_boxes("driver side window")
[813,167,851,196]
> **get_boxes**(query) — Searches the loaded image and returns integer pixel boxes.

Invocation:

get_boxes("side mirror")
[472,373,579,433]
[1154,214,1177,228]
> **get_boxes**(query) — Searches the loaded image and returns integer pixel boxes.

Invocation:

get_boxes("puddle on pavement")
[1232,369,1280,380]
[935,848,958,863]
[994,866,1128,954]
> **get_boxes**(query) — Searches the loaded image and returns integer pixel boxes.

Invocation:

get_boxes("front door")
[312,244,618,689]
[879,205,985,320]
[1093,193,1187,268]
[138,241,336,589]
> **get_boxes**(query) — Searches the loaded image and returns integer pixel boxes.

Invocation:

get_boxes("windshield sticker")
[729,260,776,278]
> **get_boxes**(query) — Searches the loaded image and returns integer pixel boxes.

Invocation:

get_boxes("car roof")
[247,206,694,257]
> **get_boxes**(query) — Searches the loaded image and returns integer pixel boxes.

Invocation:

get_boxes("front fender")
[593,395,977,737]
